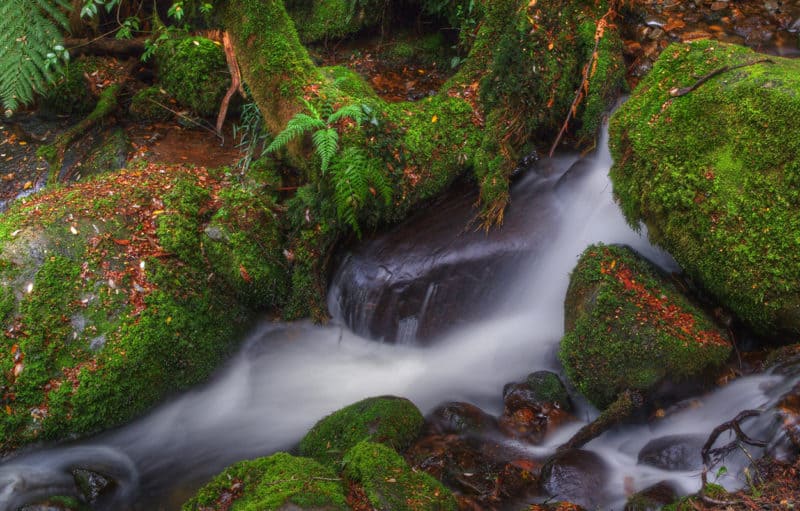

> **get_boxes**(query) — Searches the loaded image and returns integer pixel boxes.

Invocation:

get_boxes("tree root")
[557,389,643,451]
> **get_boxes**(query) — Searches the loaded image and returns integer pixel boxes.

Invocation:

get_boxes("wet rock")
[775,381,800,453]
[637,434,706,471]
[524,504,586,511]
[498,372,574,443]
[624,481,679,511]
[539,449,609,510]
[426,402,497,436]
[559,244,731,409]
[72,468,112,503]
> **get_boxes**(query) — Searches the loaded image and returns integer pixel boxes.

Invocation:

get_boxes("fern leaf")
[327,104,367,126]
[0,0,70,112]
[312,128,339,174]
[265,113,325,153]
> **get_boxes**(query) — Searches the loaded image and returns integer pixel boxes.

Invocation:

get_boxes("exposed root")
[557,389,643,451]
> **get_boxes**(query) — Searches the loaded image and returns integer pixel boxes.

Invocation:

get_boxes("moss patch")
[609,40,800,339]
[559,244,731,409]
[299,396,424,466]
[182,452,348,511]
[343,441,457,511]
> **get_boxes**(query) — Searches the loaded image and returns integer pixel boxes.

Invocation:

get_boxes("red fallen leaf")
[239,264,252,283]
[113,239,131,246]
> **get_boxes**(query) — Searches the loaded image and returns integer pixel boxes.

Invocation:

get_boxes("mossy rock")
[299,396,424,466]
[343,441,457,511]
[76,127,129,180]
[128,87,172,122]
[155,36,229,117]
[609,40,800,340]
[182,452,348,511]
[559,244,732,409]
[0,165,287,452]
[38,58,99,116]
[285,0,383,43]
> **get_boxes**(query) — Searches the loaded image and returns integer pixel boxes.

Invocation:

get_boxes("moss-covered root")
[299,396,424,466]
[343,441,458,511]
[559,244,732,409]
[43,84,122,184]
[557,390,643,451]
[181,452,348,511]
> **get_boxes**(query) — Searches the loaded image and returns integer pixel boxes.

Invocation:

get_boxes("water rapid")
[0,123,794,510]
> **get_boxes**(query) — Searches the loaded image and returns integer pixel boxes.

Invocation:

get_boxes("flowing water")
[0,123,796,510]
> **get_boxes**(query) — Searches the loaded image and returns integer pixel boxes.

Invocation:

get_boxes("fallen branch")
[701,409,766,468]
[557,389,643,451]
[669,58,774,97]
[65,37,147,58]
[216,31,245,135]
[548,4,616,157]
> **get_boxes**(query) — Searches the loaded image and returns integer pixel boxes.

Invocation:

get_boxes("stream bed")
[0,123,796,510]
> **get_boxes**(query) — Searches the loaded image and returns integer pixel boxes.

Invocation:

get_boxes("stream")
[0,122,797,510]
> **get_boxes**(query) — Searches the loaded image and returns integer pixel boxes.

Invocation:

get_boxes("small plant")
[233,99,270,173]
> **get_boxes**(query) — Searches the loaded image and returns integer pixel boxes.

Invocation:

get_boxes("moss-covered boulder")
[182,452,348,510]
[609,40,800,340]
[0,163,288,452]
[559,244,731,409]
[343,441,457,511]
[38,58,97,116]
[128,87,173,122]
[155,36,229,117]
[299,396,424,465]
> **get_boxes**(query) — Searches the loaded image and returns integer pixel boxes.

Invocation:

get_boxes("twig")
[145,98,223,142]
[702,409,766,467]
[669,58,774,97]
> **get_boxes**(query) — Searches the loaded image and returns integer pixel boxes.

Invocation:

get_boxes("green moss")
[343,441,457,511]
[156,36,230,117]
[129,86,172,122]
[182,452,348,511]
[559,244,732,409]
[78,127,129,179]
[525,371,572,410]
[39,58,98,116]
[299,396,424,466]
[609,41,800,339]
[285,0,383,43]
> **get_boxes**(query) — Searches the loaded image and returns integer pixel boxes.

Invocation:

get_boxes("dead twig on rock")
[669,58,774,97]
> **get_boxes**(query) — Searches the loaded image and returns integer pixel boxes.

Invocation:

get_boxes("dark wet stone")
[499,372,574,444]
[72,468,112,503]
[624,481,679,511]
[637,434,706,471]
[540,449,609,509]
[426,402,497,436]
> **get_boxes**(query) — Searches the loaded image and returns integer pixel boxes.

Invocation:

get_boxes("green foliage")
[299,396,424,466]
[182,452,348,511]
[234,99,271,173]
[0,0,71,113]
[331,147,392,235]
[343,441,458,511]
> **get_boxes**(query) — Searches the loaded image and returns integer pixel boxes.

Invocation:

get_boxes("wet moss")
[285,0,383,44]
[343,441,457,511]
[129,86,172,122]
[156,36,230,117]
[38,58,99,116]
[299,396,424,466]
[609,40,800,339]
[182,452,348,511]
[559,244,732,409]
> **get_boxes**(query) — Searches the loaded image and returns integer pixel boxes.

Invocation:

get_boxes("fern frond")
[331,147,373,235]
[300,97,320,119]
[0,0,70,112]
[265,113,325,153]
[312,128,339,174]
[327,104,366,126]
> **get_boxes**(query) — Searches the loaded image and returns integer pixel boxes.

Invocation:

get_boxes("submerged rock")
[610,40,800,340]
[559,244,732,409]
[181,452,348,511]
[299,396,424,466]
[425,401,498,436]
[539,449,609,510]
[637,434,706,471]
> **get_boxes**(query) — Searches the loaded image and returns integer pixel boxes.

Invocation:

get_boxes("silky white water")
[0,123,790,510]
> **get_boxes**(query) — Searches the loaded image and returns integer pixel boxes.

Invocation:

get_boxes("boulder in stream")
[299,396,424,466]
[0,164,288,452]
[559,244,732,409]
[499,371,574,443]
[539,449,609,510]
[609,40,800,340]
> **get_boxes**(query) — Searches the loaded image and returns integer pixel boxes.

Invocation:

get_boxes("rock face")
[0,164,288,452]
[298,396,424,466]
[609,40,800,340]
[181,452,348,511]
[559,244,731,409]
